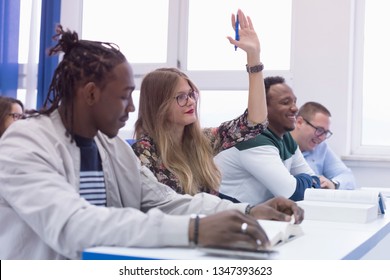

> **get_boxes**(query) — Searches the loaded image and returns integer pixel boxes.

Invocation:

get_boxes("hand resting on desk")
[190,197,303,251]
[251,197,304,224]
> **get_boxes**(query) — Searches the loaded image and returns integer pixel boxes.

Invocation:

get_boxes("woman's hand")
[226,9,266,125]
[226,9,261,59]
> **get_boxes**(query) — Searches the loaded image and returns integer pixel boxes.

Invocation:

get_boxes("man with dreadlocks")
[0,25,303,259]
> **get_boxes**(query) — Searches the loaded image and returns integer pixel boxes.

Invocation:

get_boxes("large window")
[352,0,390,157]
[186,0,291,71]
[361,1,390,146]
[77,0,292,88]
[17,0,41,108]
[71,0,292,137]
[80,0,292,73]
[16,0,291,138]
[82,0,169,64]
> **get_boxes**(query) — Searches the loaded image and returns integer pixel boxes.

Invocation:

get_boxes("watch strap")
[246,63,264,73]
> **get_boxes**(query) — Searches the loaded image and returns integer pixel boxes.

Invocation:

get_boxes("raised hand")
[227,9,261,57]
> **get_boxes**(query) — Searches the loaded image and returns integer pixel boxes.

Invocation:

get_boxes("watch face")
[332,180,340,189]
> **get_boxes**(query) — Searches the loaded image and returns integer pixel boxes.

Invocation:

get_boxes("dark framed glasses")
[303,118,333,139]
[8,113,25,120]
[173,90,199,107]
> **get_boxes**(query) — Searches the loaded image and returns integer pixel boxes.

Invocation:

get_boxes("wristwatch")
[246,63,264,73]
[189,214,199,247]
[245,204,254,215]
[331,179,340,189]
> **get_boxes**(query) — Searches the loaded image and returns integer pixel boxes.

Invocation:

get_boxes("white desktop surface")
[275,214,390,259]
[361,187,390,198]
[83,210,390,260]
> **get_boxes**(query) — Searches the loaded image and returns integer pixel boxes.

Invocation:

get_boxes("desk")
[361,187,390,198]
[277,214,390,259]
[83,208,390,260]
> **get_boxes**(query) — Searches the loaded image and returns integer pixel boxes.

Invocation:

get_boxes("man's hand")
[319,175,336,189]
[193,210,271,250]
[249,197,304,224]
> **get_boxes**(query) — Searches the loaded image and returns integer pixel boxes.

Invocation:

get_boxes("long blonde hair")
[134,68,220,195]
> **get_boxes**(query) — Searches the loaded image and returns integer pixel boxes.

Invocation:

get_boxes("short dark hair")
[264,76,286,103]
[264,76,286,95]
[297,101,331,121]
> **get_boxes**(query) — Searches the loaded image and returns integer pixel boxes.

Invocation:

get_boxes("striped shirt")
[74,135,106,206]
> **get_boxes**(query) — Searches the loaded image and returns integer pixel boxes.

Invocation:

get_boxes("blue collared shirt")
[302,142,357,190]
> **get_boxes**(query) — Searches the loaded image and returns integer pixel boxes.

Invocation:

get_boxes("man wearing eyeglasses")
[290,102,357,190]
[215,76,322,205]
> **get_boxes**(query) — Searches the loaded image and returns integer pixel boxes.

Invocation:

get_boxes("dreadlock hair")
[30,24,127,138]
[134,68,221,195]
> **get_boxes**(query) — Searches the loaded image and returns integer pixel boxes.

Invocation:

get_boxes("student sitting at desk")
[0,96,24,138]
[290,101,357,190]
[0,24,303,260]
[132,9,267,201]
[215,76,321,205]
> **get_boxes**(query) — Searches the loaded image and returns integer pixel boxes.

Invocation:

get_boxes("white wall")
[291,0,354,157]
[287,0,390,188]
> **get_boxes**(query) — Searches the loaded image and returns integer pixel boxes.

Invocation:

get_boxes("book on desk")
[197,218,303,259]
[297,188,386,223]
[83,219,304,260]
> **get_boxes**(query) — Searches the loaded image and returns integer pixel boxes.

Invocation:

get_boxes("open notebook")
[257,218,303,247]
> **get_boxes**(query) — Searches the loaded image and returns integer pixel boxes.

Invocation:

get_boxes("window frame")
[61,0,292,91]
[59,0,293,139]
[349,0,390,159]
[61,0,180,88]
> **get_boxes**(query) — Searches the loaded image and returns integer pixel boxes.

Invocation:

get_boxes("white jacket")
[0,110,245,259]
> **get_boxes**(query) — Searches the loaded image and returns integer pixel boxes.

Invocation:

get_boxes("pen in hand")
[235,13,239,51]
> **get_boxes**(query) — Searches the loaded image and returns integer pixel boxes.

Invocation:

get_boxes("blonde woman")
[132,9,268,200]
